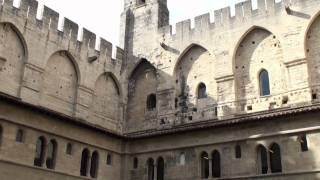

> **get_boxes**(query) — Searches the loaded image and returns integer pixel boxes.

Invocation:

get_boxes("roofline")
[1,92,319,140]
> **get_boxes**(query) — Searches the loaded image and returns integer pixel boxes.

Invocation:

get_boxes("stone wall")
[0,0,125,133]
[122,0,320,133]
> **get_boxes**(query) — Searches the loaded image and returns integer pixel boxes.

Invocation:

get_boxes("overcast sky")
[14,0,272,46]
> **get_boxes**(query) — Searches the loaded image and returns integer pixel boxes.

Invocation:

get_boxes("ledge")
[0,91,320,140]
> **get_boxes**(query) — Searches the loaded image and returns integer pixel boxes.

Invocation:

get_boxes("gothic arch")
[91,72,121,122]
[0,22,28,96]
[305,11,320,86]
[231,25,281,67]
[174,44,216,104]
[127,58,158,131]
[173,43,211,75]
[304,10,320,56]
[234,26,286,101]
[41,50,79,115]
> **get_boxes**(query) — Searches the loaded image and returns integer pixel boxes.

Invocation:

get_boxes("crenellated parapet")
[0,0,125,133]
[160,0,310,39]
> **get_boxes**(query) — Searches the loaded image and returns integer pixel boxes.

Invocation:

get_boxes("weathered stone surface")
[1,0,320,179]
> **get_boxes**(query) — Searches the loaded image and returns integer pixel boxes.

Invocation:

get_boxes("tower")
[119,0,169,64]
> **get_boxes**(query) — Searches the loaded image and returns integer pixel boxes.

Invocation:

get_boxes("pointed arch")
[234,26,286,101]
[173,43,211,76]
[232,25,273,66]
[91,72,122,122]
[42,50,79,115]
[174,44,217,105]
[105,72,123,97]
[304,10,320,56]
[0,22,28,96]
[127,58,158,131]
[305,11,320,86]
[129,58,157,80]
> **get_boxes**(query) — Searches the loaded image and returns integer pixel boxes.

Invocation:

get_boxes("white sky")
[12,0,280,46]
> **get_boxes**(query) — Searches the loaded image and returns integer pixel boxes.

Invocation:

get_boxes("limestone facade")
[1,0,320,179]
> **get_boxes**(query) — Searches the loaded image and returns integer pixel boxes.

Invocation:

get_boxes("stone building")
[0,0,320,179]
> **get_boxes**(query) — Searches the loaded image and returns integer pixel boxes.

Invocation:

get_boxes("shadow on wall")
[125,10,320,134]
[126,44,221,133]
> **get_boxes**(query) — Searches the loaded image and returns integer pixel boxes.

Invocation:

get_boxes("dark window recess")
[90,151,99,178]
[188,116,193,121]
[133,157,138,169]
[80,149,90,176]
[46,139,57,169]
[147,94,157,110]
[312,93,317,100]
[137,0,146,5]
[201,152,209,179]
[214,107,218,116]
[270,143,282,173]
[175,98,178,109]
[107,154,112,165]
[197,83,207,99]
[282,96,289,104]
[34,136,46,167]
[147,158,155,180]
[235,145,241,159]
[247,105,253,111]
[258,145,268,174]
[157,157,165,180]
[66,143,72,155]
[212,150,221,178]
[16,129,24,143]
[259,69,271,96]
[300,134,308,152]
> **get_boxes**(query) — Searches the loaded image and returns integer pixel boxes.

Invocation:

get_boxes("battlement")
[160,0,302,37]
[0,0,123,60]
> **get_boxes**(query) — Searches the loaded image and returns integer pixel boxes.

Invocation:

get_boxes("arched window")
[66,143,72,155]
[259,69,270,96]
[106,153,112,165]
[34,136,46,167]
[90,151,99,178]
[147,158,155,180]
[197,83,207,99]
[46,139,57,169]
[16,129,24,143]
[270,143,282,173]
[212,150,221,178]
[147,94,157,111]
[133,157,138,169]
[235,145,241,159]
[257,145,268,174]
[179,152,186,165]
[157,157,165,180]
[300,134,308,152]
[80,149,90,176]
[200,152,209,179]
